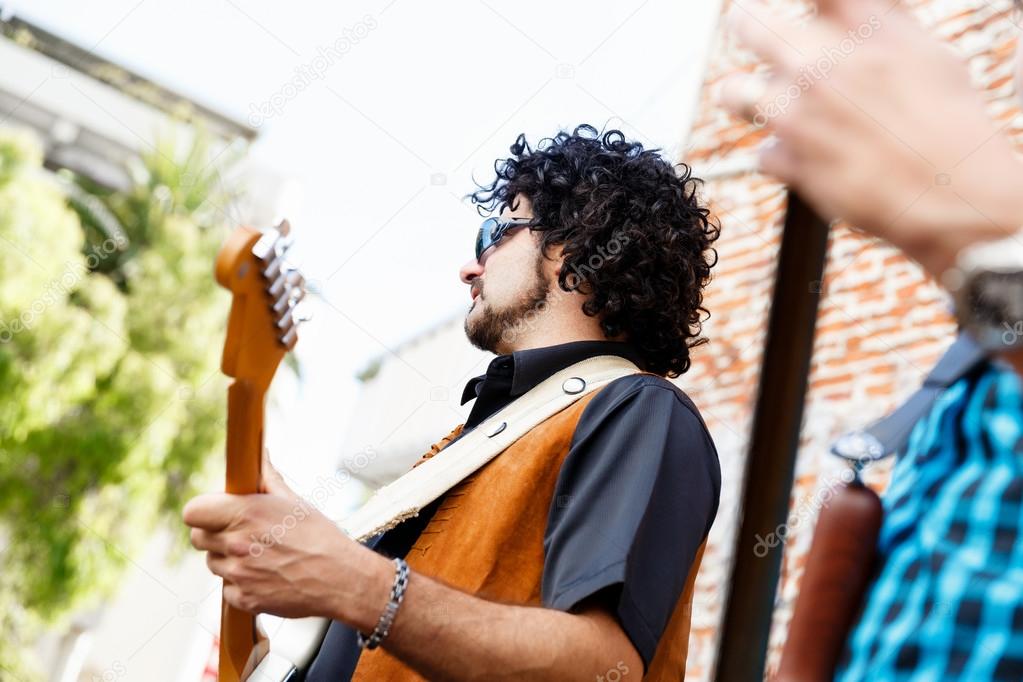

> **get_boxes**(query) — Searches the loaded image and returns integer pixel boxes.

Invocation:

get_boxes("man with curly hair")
[185,125,721,681]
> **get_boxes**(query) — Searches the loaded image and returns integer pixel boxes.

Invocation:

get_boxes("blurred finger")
[758,136,802,184]
[727,1,803,73]
[730,0,868,80]
[720,74,771,126]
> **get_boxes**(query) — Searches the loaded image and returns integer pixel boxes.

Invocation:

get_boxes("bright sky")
[15,0,722,495]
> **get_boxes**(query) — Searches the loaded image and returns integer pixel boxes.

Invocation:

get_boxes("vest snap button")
[486,421,507,438]
[562,377,586,394]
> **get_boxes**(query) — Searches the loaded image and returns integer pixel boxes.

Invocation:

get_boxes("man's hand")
[720,0,1023,279]
[182,450,390,622]
[183,452,644,680]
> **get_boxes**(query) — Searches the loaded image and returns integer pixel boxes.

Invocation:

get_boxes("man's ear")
[550,249,592,295]
[548,249,573,291]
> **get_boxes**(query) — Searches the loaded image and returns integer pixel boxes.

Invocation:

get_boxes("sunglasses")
[475,217,541,261]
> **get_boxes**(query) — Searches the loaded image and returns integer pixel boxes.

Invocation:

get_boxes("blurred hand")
[720,0,1023,278]
[182,449,383,620]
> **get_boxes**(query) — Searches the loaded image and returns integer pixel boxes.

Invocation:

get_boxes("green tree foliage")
[0,128,235,675]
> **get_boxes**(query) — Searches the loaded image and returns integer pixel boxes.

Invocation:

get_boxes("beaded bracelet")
[358,557,410,650]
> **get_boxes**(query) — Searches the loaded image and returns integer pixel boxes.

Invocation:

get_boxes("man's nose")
[460,258,484,285]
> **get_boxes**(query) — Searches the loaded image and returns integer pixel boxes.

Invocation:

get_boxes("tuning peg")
[252,220,293,264]
[294,304,313,324]
[268,268,295,297]
[275,234,295,255]
[272,287,301,315]
[272,280,306,314]
[263,240,295,280]
[275,306,295,330]
[280,324,299,349]
[252,231,277,261]
[268,267,302,298]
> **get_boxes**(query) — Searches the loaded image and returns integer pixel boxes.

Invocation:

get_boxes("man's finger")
[719,74,771,126]
[260,447,297,500]
[223,583,257,614]
[726,1,803,74]
[190,526,226,553]
[758,135,802,184]
[729,1,861,80]
[182,492,246,531]
[206,551,230,579]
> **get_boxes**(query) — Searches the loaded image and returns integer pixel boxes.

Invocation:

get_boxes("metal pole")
[714,193,830,682]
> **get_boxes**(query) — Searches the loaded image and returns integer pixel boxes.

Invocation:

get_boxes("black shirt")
[304,340,720,679]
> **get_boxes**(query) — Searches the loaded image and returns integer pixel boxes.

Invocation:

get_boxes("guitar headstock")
[215,220,307,391]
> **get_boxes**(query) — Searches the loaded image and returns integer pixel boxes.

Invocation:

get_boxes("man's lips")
[470,284,481,301]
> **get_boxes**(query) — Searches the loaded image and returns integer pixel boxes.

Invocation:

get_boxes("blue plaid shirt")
[836,361,1023,681]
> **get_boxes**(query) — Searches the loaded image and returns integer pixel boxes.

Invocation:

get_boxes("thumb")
[260,447,297,499]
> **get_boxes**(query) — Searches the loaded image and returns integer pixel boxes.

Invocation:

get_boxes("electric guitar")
[214,219,318,680]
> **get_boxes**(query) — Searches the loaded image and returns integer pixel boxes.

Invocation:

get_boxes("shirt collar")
[460,340,646,406]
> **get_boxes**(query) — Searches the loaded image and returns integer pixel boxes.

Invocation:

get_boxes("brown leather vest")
[353,387,704,680]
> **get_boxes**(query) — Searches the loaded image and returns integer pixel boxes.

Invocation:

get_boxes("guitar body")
[773,479,883,682]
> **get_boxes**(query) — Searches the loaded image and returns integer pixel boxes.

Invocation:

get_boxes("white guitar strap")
[340,353,642,541]
[252,354,642,679]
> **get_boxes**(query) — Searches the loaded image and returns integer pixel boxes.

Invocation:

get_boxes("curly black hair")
[469,124,719,377]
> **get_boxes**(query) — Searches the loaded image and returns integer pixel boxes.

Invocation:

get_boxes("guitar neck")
[220,379,266,681]
[225,379,265,494]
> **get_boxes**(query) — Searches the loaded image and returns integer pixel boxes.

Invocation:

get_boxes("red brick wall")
[677,1,1022,678]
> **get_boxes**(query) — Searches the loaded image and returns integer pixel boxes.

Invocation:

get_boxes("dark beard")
[464,255,549,354]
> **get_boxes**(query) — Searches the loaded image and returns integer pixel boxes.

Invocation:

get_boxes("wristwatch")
[942,231,1023,351]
